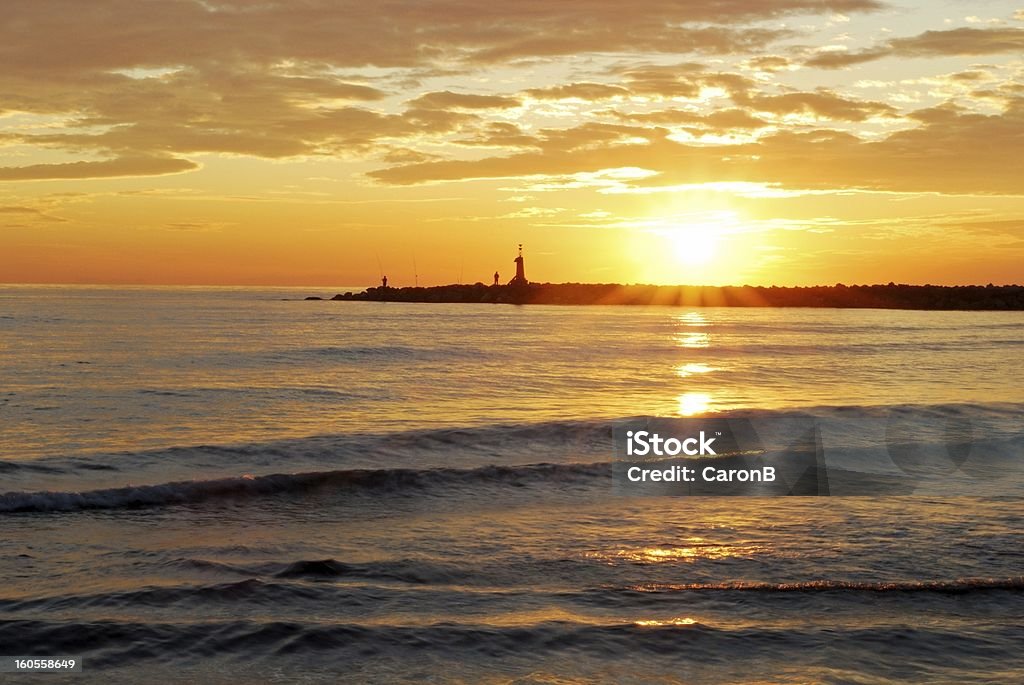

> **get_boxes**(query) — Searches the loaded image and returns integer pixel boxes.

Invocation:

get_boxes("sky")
[1,0,1022,287]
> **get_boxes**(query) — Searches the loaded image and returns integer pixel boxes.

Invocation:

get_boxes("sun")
[659,210,740,269]
[670,226,720,266]
[630,209,746,285]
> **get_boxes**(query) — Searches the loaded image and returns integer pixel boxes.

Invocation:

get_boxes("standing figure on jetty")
[381,275,388,288]
[508,244,528,286]
[493,271,500,286]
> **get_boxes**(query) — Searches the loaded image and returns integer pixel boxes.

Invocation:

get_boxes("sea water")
[1,285,1022,683]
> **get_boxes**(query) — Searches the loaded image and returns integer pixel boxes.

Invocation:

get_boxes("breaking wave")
[0,462,609,513]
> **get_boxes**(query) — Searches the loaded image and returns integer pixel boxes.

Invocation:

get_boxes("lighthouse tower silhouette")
[509,244,528,285]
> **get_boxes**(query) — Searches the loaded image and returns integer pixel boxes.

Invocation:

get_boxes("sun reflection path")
[677,312,710,327]
[671,310,722,415]
[585,539,767,565]
[676,363,715,378]
[634,617,698,627]
[675,332,710,348]
[677,392,712,416]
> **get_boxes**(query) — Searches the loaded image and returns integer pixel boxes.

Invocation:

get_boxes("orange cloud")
[734,89,898,121]
[808,27,1024,68]
[370,101,1024,195]
[525,82,631,100]
[0,157,199,181]
[409,91,522,110]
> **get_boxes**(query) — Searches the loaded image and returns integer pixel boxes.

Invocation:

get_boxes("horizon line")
[2,281,1022,289]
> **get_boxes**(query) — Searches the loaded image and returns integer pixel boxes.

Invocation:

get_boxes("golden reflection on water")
[672,311,717,412]
[677,312,709,327]
[676,363,715,377]
[634,617,698,627]
[675,332,710,348]
[677,392,712,416]
[586,539,767,565]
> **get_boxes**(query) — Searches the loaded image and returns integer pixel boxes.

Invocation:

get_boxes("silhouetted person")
[382,275,388,288]
[493,271,500,286]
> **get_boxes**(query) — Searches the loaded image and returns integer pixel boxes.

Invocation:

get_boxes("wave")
[2,402,1020,508]
[666,340,1024,358]
[0,418,619,482]
[260,344,493,366]
[616,577,1024,595]
[0,460,68,474]
[5,571,1021,620]
[0,462,609,513]
[0,579,320,613]
[0,577,476,614]
[8,400,1022,473]
[135,385,377,402]
[0,617,1019,670]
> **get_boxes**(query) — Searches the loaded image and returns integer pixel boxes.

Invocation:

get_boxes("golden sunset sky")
[1,1,1022,286]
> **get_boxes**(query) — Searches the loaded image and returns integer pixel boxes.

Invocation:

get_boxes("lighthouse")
[509,244,528,285]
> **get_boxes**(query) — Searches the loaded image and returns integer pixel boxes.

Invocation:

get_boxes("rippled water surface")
[1,286,1022,683]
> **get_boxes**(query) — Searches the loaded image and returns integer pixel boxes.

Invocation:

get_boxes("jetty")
[309,245,1024,310]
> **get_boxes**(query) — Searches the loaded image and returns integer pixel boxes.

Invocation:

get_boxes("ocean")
[1,285,1022,683]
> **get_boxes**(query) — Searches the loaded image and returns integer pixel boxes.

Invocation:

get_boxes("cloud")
[612,63,755,99]
[734,89,899,120]
[0,206,46,215]
[805,49,887,68]
[0,157,199,181]
[12,100,484,161]
[409,91,521,109]
[0,0,887,177]
[3,0,879,73]
[369,101,1024,195]
[456,122,541,149]
[525,83,631,100]
[617,108,769,132]
[162,221,232,232]
[0,205,68,222]
[808,27,1024,68]
[945,218,1024,237]
[948,69,992,82]
[744,55,795,72]
[468,26,791,63]
[890,27,1024,55]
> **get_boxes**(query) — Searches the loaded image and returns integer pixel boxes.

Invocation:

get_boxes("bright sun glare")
[660,210,740,269]
[670,226,719,266]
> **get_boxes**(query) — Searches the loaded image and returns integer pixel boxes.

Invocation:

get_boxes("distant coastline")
[307,282,1024,310]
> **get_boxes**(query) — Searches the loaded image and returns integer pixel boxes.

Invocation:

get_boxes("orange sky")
[1,1,1022,286]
